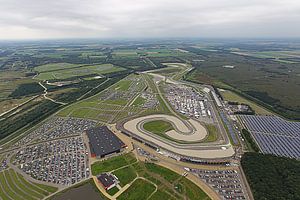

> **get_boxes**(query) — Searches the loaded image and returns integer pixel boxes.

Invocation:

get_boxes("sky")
[0,0,300,40]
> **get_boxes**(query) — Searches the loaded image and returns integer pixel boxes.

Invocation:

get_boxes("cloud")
[0,0,299,39]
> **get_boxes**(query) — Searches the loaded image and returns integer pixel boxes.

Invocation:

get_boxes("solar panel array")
[240,115,300,159]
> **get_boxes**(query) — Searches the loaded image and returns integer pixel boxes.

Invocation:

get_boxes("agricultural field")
[185,47,300,119]
[35,64,125,80]
[34,63,78,73]
[91,153,210,200]
[232,50,300,63]
[0,70,36,100]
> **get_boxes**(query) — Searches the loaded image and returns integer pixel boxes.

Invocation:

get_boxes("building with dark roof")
[97,173,119,190]
[87,126,127,158]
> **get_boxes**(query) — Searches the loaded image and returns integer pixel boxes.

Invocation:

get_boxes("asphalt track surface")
[123,114,234,159]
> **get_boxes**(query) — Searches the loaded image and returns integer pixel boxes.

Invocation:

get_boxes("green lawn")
[145,163,180,184]
[9,169,44,199]
[143,120,174,134]
[16,172,50,196]
[113,166,137,186]
[0,171,23,200]
[204,124,218,142]
[112,80,132,91]
[117,179,156,200]
[149,189,176,200]
[4,170,35,200]
[31,181,58,193]
[132,96,146,106]
[91,155,210,200]
[91,153,136,175]
[107,186,119,196]
[178,178,211,200]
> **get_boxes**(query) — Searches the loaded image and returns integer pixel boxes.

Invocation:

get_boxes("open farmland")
[35,64,125,80]
[185,47,300,119]
[0,71,36,100]
[34,63,78,73]
[232,50,300,63]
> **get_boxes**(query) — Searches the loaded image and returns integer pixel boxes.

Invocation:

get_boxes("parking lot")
[99,75,145,103]
[13,136,90,185]
[163,84,213,122]
[190,168,247,200]
[14,117,97,147]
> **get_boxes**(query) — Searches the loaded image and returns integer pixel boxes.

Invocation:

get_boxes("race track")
[122,114,234,159]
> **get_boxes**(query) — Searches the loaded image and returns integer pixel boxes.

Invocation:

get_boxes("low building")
[97,173,119,190]
[87,126,127,158]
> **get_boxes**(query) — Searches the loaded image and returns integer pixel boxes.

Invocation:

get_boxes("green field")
[220,90,273,115]
[113,166,137,186]
[90,152,210,200]
[132,96,146,106]
[34,63,78,73]
[111,79,132,91]
[131,162,210,200]
[185,47,300,119]
[91,153,137,175]
[35,64,125,80]
[0,71,35,100]
[117,179,156,200]
[0,169,57,200]
[145,163,180,183]
[143,120,174,135]
[203,124,218,142]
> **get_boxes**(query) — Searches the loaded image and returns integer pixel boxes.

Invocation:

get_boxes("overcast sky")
[0,0,299,40]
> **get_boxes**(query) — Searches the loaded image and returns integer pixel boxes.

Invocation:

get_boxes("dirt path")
[38,82,67,105]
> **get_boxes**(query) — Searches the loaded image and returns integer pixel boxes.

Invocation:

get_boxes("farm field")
[34,63,78,73]
[35,64,125,80]
[232,50,300,63]
[185,47,300,119]
[0,71,36,100]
